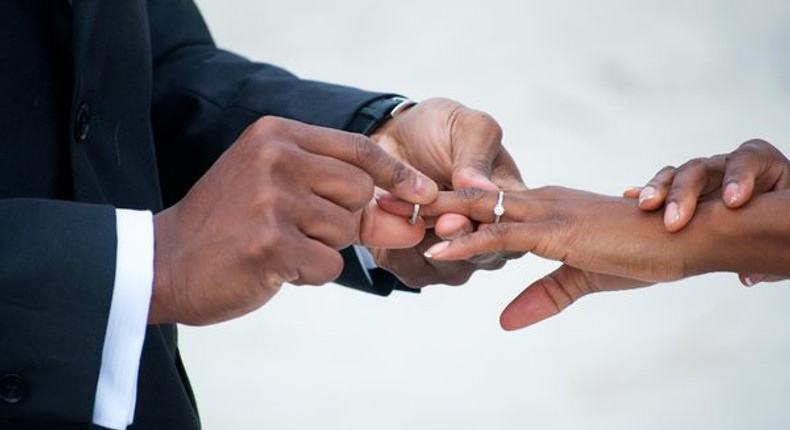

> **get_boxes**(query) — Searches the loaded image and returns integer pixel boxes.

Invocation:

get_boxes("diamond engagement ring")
[493,190,505,223]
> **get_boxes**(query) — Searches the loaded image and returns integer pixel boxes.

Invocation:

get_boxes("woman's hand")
[379,186,790,330]
[624,139,790,286]
[624,139,790,232]
[383,187,699,282]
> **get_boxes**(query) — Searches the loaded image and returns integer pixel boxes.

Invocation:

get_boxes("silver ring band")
[493,190,505,223]
[409,203,421,225]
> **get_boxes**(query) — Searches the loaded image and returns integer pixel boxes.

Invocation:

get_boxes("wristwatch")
[345,96,416,136]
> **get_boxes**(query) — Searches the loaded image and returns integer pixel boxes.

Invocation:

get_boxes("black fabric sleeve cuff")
[335,248,419,297]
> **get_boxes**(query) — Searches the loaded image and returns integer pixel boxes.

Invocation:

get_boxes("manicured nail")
[424,241,450,259]
[622,186,642,199]
[664,201,680,226]
[723,182,741,206]
[639,186,657,205]
[739,273,766,287]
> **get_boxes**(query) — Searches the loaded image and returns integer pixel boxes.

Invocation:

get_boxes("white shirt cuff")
[93,209,154,429]
[353,245,377,285]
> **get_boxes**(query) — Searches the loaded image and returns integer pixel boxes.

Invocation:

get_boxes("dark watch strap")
[345,96,415,136]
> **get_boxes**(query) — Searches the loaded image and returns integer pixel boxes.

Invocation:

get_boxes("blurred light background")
[184,1,790,428]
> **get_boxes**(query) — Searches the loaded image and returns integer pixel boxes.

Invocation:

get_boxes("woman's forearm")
[688,188,790,277]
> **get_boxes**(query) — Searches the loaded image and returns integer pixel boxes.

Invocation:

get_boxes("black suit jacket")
[0,1,402,428]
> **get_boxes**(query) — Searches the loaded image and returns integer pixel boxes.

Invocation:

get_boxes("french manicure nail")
[740,273,766,287]
[664,202,680,226]
[622,186,642,199]
[424,241,450,259]
[639,186,657,204]
[723,182,740,206]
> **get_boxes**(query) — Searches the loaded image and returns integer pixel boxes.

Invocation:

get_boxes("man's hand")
[368,98,526,287]
[150,117,437,326]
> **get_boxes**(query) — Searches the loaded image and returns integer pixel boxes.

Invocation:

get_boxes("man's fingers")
[256,116,438,204]
[296,195,359,249]
[357,200,425,249]
[308,155,374,212]
[490,149,529,191]
[499,265,654,331]
[378,188,503,223]
[448,107,503,190]
[289,238,345,286]
[343,132,438,204]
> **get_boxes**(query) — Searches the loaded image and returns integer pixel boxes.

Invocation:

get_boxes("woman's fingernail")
[664,202,681,226]
[623,186,642,198]
[639,186,657,204]
[739,273,766,287]
[424,241,450,259]
[723,182,741,206]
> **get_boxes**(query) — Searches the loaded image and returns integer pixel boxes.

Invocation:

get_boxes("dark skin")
[151,117,437,326]
[149,97,527,326]
[625,139,790,285]
[626,139,790,232]
[378,140,790,331]
[369,98,527,287]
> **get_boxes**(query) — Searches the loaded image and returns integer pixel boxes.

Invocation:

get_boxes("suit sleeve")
[147,0,390,206]
[146,0,406,293]
[0,199,117,425]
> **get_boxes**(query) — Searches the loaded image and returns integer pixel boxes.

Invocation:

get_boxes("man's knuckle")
[250,116,284,137]
[741,138,770,150]
[458,187,486,203]
[319,252,344,283]
[360,173,375,196]
[349,133,376,164]
[267,226,289,249]
[389,161,410,187]
[680,158,705,170]
[336,220,358,248]
[473,109,504,138]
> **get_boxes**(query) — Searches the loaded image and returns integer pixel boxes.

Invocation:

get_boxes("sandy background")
[183,1,790,428]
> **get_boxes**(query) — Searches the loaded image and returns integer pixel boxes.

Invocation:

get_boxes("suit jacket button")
[0,374,27,404]
[74,102,92,142]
